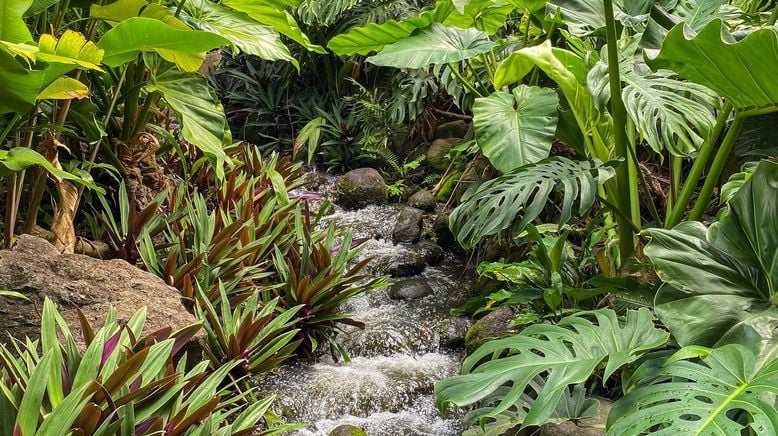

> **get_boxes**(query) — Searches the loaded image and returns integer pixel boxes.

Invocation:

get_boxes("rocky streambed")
[259,175,475,435]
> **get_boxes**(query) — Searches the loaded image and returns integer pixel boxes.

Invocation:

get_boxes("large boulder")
[335,168,388,209]
[392,206,424,243]
[465,308,516,353]
[427,138,460,172]
[411,240,445,266]
[407,189,436,212]
[0,235,199,348]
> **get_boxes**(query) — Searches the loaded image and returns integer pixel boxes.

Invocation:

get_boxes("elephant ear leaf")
[608,344,778,435]
[97,17,229,72]
[647,20,778,115]
[148,69,231,179]
[366,24,495,69]
[646,161,778,359]
[435,308,668,429]
[474,85,559,174]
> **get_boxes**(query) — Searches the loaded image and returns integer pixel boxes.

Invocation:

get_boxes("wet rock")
[369,250,427,277]
[433,212,461,253]
[435,120,469,139]
[0,235,199,350]
[427,138,459,172]
[411,241,445,266]
[389,278,434,300]
[393,207,424,243]
[407,189,436,212]
[335,168,388,209]
[329,425,368,436]
[540,399,612,436]
[465,308,516,354]
[435,316,471,349]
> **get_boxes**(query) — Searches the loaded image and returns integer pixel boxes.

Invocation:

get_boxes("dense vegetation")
[1,0,778,434]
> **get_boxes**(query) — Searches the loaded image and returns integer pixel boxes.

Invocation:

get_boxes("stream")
[259,196,471,435]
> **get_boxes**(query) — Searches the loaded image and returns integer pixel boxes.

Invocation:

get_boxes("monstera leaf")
[435,309,669,428]
[367,24,495,69]
[645,160,778,359]
[473,85,559,173]
[450,157,615,249]
[97,17,229,71]
[608,344,778,435]
[647,20,778,115]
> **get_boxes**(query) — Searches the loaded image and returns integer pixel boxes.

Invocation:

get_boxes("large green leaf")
[646,160,778,359]
[546,0,654,36]
[96,17,229,71]
[608,344,778,435]
[0,0,33,42]
[474,85,558,173]
[367,23,495,69]
[450,157,615,249]
[586,38,718,156]
[0,47,43,114]
[37,30,104,85]
[327,0,454,55]
[436,308,669,428]
[220,0,324,53]
[444,0,516,34]
[148,69,230,178]
[647,20,778,115]
[0,147,102,192]
[183,0,295,64]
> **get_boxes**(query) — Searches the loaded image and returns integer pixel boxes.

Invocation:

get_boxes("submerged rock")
[393,207,424,243]
[407,189,436,211]
[328,425,368,436]
[370,250,427,278]
[389,278,434,300]
[335,168,388,209]
[411,241,445,266]
[0,235,199,349]
[465,308,516,354]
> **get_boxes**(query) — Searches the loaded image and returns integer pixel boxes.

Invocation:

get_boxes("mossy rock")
[435,120,469,139]
[329,425,368,436]
[465,308,516,353]
[427,138,460,172]
[335,168,388,209]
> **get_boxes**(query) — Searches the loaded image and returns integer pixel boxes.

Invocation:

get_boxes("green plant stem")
[687,113,745,221]
[0,114,22,144]
[603,0,635,262]
[768,4,778,25]
[665,102,733,227]
[449,63,484,97]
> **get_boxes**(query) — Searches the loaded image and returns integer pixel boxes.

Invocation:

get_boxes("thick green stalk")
[603,0,635,262]
[665,102,733,227]
[688,113,745,221]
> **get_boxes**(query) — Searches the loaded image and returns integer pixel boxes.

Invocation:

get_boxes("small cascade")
[261,185,471,435]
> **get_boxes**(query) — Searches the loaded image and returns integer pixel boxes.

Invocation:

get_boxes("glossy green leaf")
[37,77,89,100]
[474,85,559,173]
[546,0,653,36]
[15,352,53,436]
[89,0,146,22]
[444,0,516,34]
[183,0,295,64]
[646,161,778,359]
[451,157,615,249]
[436,309,668,427]
[327,0,454,55]
[0,0,33,42]
[648,20,778,115]
[0,47,43,114]
[220,0,325,53]
[608,344,778,435]
[0,147,102,191]
[367,23,495,69]
[97,17,229,71]
[148,69,230,178]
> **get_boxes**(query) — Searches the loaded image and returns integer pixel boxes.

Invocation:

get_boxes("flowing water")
[259,186,471,435]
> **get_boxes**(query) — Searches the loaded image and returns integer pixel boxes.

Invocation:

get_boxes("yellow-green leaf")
[37,77,89,100]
